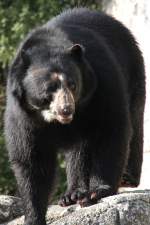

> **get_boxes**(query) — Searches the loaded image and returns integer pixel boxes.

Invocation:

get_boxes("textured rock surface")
[1,190,150,225]
[0,195,23,224]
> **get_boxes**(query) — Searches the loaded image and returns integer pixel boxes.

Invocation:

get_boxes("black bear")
[5,8,145,225]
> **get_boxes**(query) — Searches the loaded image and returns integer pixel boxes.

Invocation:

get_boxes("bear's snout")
[57,104,74,124]
[58,105,74,118]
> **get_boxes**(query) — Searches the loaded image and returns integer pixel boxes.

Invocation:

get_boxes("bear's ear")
[68,44,85,59]
[20,48,30,65]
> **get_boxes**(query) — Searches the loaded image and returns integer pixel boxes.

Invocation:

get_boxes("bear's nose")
[59,106,73,117]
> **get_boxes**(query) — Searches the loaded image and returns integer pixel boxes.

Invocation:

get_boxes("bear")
[4,7,145,225]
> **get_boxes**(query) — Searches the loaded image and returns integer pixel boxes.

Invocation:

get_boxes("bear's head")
[8,28,97,124]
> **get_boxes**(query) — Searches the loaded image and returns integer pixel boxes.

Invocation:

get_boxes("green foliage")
[0,0,100,196]
[0,0,63,68]
[0,0,100,69]
[51,154,67,203]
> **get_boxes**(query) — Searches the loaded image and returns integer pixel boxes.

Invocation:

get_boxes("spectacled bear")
[4,7,145,225]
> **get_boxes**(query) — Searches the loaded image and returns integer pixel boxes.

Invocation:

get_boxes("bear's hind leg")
[121,107,144,187]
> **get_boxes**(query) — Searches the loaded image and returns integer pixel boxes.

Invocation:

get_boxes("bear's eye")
[68,80,76,91]
[43,97,52,105]
[47,82,59,93]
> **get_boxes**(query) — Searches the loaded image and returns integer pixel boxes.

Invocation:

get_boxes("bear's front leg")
[89,125,131,203]
[12,161,54,225]
[59,141,91,207]
[5,114,56,225]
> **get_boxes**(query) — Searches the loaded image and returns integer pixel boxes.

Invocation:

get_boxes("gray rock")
[49,190,150,225]
[0,195,23,223]
[2,190,150,225]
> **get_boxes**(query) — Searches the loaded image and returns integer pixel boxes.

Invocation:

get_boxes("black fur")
[5,8,145,225]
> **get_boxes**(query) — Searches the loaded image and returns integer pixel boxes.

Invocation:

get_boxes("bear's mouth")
[41,109,73,124]
[57,114,73,124]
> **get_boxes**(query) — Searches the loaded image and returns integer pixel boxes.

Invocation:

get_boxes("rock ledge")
[1,190,150,225]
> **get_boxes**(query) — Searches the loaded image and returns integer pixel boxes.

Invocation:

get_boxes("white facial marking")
[58,74,65,82]
[41,73,75,124]
[41,109,55,122]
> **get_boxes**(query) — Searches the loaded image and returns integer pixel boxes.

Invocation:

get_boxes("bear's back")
[46,7,132,47]
[46,8,140,79]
